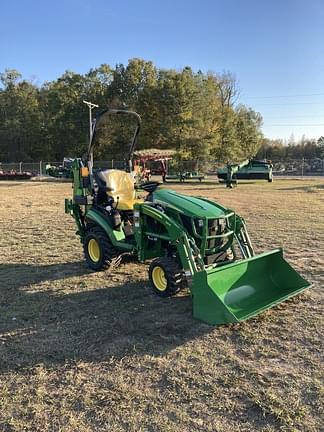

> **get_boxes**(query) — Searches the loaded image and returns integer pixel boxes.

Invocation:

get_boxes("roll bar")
[87,108,142,173]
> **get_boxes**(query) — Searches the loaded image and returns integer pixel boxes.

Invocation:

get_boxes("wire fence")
[0,158,324,176]
[0,162,44,175]
[271,158,324,176]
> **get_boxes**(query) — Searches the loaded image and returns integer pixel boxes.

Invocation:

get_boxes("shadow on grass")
[163,180,220,186]
[0,261,92,291]
[0,183,22,187]
[0,262,211,372]
[185,181,268,191]
[278,183,324,192]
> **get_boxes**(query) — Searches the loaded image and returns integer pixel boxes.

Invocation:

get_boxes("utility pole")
[83,100,99,141]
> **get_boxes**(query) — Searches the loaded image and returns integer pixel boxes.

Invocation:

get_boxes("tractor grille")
[181,215,228,251]
[202,218,227,250]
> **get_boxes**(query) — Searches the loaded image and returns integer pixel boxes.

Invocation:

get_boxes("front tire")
[83,226,118,271]
[149,257,184,297]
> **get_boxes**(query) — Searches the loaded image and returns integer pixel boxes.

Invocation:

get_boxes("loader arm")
[133,202,203,277]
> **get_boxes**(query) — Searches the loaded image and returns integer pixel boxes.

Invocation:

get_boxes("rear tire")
[149,257,184,297]
[83,226,118,271]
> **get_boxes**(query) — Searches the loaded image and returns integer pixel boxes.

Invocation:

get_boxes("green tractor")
[65,109,310,325]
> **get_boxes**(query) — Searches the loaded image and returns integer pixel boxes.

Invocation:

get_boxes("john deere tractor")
[65,109,310,325]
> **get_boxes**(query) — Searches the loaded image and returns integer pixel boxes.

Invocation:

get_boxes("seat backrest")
[98,169,135,208]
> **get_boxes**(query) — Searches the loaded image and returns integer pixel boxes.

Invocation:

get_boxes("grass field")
[0,178,323,432]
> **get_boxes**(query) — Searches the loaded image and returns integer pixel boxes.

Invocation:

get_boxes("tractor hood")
[152,189,227,218]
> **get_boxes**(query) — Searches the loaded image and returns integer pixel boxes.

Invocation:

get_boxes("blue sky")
[1,0,324,140]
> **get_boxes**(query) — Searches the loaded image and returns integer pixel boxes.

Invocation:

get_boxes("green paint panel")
[153,189,227,218]
[191,249,310,325]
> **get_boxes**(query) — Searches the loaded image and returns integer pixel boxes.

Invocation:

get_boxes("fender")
[86,208,134,251]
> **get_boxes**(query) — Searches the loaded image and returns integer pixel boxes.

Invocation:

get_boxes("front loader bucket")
[191,249,310,325]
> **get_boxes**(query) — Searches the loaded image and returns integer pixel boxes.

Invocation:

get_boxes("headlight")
[197,219,204,227]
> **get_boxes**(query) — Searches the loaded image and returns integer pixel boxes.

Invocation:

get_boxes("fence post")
[40,161,42,176]
[112,159,114,169]
[19,162,22,173]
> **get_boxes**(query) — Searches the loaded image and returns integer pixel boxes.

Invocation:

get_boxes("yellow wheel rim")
[152,266,167,291]
[88,238,100,262]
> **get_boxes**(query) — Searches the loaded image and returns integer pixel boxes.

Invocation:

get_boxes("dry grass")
[0,178,323,431]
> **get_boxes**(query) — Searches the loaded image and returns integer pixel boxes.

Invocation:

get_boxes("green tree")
[317,136,324,158]
[235,105,263,158]
[0,60,267,164]
[0,69,43,161]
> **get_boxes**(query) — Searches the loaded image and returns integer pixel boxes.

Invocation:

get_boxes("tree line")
[0,59,263,163]
[256,136,324,161]
[2,59,322,165]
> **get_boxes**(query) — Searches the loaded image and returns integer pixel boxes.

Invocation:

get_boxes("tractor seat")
[97,169,143,211]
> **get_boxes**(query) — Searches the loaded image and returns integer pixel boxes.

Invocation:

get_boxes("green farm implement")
[65,109,310,325]
[218,159,273,188]
[165,171,205,182]
[45,158,73,179]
